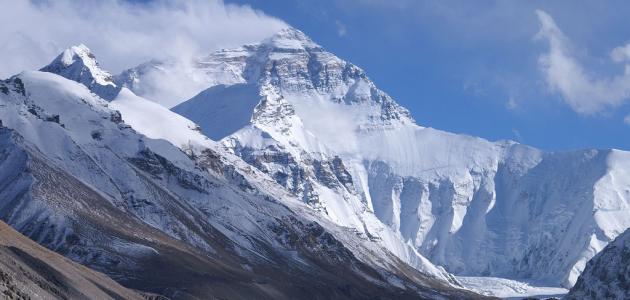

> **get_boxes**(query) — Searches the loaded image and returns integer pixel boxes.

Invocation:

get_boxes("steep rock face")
[0,221,144,300]
[6,67,482,299]
[117,28,630,288]
[566,228,630,299]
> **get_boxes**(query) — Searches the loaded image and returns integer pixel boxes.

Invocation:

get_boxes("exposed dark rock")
[109,111,123,124]
[566,229,630,300]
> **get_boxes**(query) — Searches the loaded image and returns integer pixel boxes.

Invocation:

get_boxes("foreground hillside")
[0,221,143,300]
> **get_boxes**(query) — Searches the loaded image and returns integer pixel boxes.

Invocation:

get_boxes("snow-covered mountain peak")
[262,27,320,50]
[118,27,414,130]
[168,28,417,148]
[41,44,118,99]
[167,27,630,291]
[45,44,114,86]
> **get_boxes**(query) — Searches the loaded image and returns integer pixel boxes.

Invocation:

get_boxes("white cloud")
[0,0,287,78]
[610,44,630,63]
[624,115,630,125]
[535,9,630,115]
[512,129,523,142]
[335,20,347,37]
[506,97,518,110]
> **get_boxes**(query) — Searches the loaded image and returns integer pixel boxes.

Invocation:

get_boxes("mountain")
[114,28,630,289]
[0,220,144,300]
[2,50,485,299]
[566,228,630,299]
[40,44,119,100]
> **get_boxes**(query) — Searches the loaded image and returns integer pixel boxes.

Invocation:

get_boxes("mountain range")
[0,27,628,299]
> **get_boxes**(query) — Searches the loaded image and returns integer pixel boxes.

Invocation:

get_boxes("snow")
[457,276,568,299]
[40,44,119,100]
[115,49,250,108]
[171,84,260,140]
[263,28,320,50]
[2,71,110,151]
[59,44,115,87]
[110,88,212,149]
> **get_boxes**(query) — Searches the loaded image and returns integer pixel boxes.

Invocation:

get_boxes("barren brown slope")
[0,221,144,300]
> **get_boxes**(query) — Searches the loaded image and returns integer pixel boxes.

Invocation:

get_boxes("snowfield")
[457,276,568,299]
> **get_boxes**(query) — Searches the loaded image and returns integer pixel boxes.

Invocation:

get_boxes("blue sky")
[224,0,630,151]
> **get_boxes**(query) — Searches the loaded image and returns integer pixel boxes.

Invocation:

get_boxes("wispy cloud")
[506,97,519,110]
[0,0,287,78]
[335,20,347,37]
[535,9,630,115]
[512,128,523,142]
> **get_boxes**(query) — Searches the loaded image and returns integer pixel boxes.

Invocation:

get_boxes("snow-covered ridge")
[109,87,213,150]
[40,44,118,99]
[58,44,115,86]
[262,27,321,50]
[116,28,415,129]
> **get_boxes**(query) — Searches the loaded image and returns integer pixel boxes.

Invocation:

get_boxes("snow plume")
[535,10,630,115]
[0,0,287,78]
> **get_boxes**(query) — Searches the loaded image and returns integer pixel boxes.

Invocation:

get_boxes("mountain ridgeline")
[0,31,485,299]
[0,26,627,299]
[125,28,630,288]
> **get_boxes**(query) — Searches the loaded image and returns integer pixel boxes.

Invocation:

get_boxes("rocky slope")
[0,220,144,300]
[566,228,630,299]
[115,28,630,289]
[0,51,485,299]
